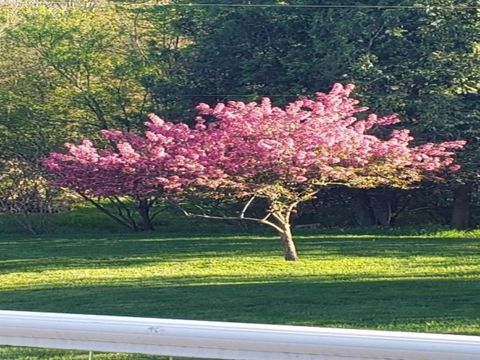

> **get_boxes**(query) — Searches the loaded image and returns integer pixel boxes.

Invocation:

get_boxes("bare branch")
[271,211,286,224]
[261,212,273,222]
[78,192,134,230]
[113,196,138,230]
[285,201,300,223]
[174,203,284,233]
[240,196,256,218]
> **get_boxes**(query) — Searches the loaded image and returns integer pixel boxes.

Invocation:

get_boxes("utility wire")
[0,1,479,10]
[168,94,301,97]
[152,3,480,10]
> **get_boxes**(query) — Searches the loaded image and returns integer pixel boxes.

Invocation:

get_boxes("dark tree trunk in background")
[352,190,398,227]
[352,191,376,226]
[138,199,154,231]
[370,194,393,226]
[451,182,473,229]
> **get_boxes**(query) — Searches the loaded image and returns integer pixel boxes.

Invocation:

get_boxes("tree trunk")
[352,191,376,226]
[451,182,473,229]
[352,190,397,227]
[279,224,299,261]
[138,199,154,231]
[370,195,392,226]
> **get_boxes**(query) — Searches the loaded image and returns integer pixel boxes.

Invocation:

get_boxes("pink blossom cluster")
[43,83,465,198]
[43,115,216,196]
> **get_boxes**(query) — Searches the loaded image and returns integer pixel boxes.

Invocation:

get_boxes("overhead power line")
[153,3,480,10]
[0,1,479,10]
[169,94,301,97]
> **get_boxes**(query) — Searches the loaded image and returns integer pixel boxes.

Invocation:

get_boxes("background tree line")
[0,0,478,232]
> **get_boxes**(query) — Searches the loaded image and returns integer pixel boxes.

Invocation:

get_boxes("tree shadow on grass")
[0,235,280,273]
[1,234,479,274]
[297,236,480,258]
[1,278,479,335]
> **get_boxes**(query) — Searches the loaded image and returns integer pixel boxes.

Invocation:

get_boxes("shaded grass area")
[0,229,479,359]
[0,204,249,236]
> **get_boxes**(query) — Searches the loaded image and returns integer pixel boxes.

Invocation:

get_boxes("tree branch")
[174,203,284,233]
[240,196,256,218]
[113,196,139,231]
[78,192,135,230]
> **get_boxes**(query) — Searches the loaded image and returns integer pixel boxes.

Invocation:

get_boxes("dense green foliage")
[0,0,478,231]
[0,3,160,160]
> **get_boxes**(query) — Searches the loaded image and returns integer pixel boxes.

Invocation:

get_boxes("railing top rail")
[1,310,480,360]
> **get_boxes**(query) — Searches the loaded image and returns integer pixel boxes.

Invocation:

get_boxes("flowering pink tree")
[182,83,464,260]
[42,120,211,231]
[44,84,464,259]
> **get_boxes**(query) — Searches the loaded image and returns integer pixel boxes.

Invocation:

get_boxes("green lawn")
[0,228,479,359]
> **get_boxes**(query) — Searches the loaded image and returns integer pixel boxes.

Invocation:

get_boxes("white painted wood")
[0,310,479,359]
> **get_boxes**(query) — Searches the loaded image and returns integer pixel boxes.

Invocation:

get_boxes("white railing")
[0,310,480,360]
